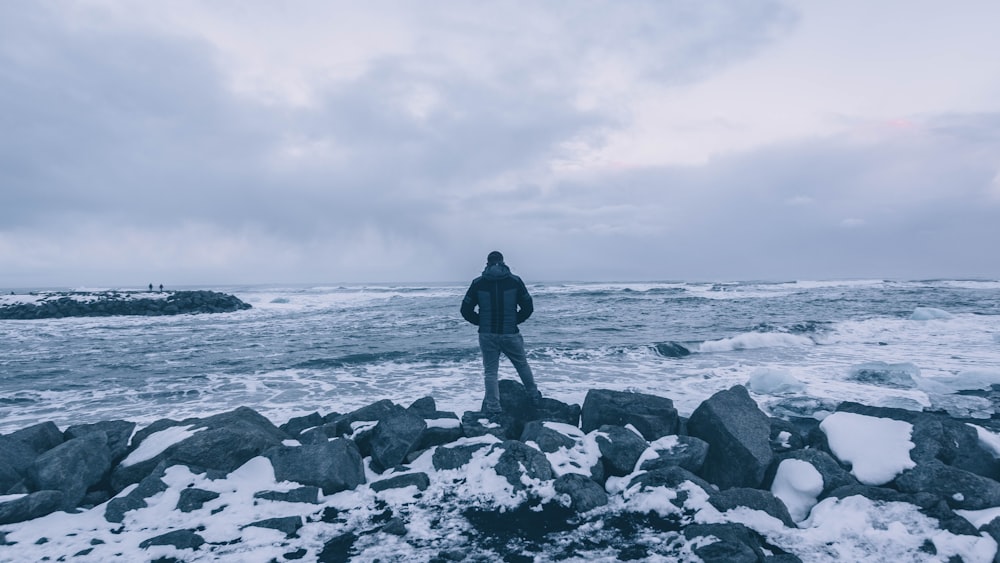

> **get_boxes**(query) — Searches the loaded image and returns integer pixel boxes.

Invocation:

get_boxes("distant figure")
[148,283,153,292]
[461,251,541,415]
[159,284,163,292]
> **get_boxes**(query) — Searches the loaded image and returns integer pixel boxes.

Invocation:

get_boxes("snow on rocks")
[2,381,1000,561]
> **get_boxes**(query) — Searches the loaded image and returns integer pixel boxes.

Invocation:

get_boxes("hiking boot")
[482,400,503,416]
[527,388,543,405]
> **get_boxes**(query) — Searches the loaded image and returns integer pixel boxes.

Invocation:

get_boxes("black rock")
[638,435,709,474]
[105,462,170,523]
[407,396,437,417]
[628,466,715,497]
[520,421,577,453]
[413,417,464,452]
[595,425,649,477]
[371,472,430,493]
[655,341,691,358]
[709,488,797,528]
[498,379,537,421]
[65,420,136,463]
[369,408,427,472]
[381,517,408,536]
[176,488,220,512]
[894,460,1000,510]
[581,389,679,440]
[683,523,765,563]
[493,441,553,489]
[8,422,64,455]
[0,437,38,492]
[254,486,321,504]
[27,432,111,509]
[687,385,773,489]
[244,516,303,538]
[431,443,491,471]
[139,529,205,550]
[263,439,365,495]
[279,413,324,438]
[553,473,608,512]
[332,399,401,436]
[767,449,857,496]
[0,490,64,525]
[460,411,518,440]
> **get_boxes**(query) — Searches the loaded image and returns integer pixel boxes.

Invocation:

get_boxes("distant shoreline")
[0,290,251,320]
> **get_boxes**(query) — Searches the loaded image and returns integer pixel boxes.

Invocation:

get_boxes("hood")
[482,263,512,280]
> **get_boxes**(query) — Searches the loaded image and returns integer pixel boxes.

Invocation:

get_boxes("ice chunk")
[910,307,953,320]
[771,458,823,522]
[747,369,806,394]
[848,361,920,389]
[820,412,915,485]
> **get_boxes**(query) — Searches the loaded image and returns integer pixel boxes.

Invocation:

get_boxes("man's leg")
[479,333,502,413]
[499,333,541,401]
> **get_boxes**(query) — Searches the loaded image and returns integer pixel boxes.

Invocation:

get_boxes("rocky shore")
[0,290,251,319]
[2,383,1000,561]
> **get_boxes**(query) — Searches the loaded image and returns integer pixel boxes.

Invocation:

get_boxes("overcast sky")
[2,1,999,287]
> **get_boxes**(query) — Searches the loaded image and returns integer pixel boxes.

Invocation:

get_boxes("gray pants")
[479,332,537,410]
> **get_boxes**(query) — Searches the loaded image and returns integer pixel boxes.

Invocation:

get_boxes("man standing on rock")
[461,251,542,415]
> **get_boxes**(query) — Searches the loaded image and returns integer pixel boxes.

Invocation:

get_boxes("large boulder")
[332,399,401,436]
[64,420,136,462]
[27,432,111,509]
[279,412,324,438]
[412,415,463,454]
[0,490,64,524]
[432,443,492,471]
[595,425,649,477]
[639,435,710,474]
[708,488,797,528]
[7,422,64,455]
[767,449,857,496]
[520,421,577,453]
[554,473,608,513]
[263,439,365,495]
[493,441,553,489]
[687,385,773,489]
[894,460,1000,510]
[0,437,38,492]
[460,411,518,440]
[581,389,679,440]
[369,409,427,472]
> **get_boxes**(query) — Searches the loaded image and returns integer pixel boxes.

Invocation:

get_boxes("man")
[461,250,542,415]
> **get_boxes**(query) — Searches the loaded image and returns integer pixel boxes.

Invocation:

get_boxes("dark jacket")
[461,263,533,334]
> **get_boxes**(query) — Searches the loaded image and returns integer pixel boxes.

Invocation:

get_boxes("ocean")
[3,278,999,435]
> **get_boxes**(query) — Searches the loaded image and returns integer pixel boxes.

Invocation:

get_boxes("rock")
[369,409,427,472]
[244,516,303,538]
[827,484,913,504]
[279,413,324,438]
[687,385,773,489]
[767,449,857,496]
[332,399,401,436]
[627,466,716,505]
[493,441,553,489]
[595,425,648,477]
[371,472,430,493]
[8,422,64,455]
[581,389,679,440]
[413,417,464,452]
[407,396,437,417]
[176,488,220,512]
[254,487,321,504]
[553,473,608,512]
[460,411,518,440]
[381,517,408,536]
[655,341,691,358]
[432,443,491,471]
[683,523,766,563]
[894,460,1000,510]
[264,439,365,495]
[64,420,136,462]
[0,490,64,524]
[138,529,205,550]
[105,462,170,523]
[27,432,111,509]
[639,435,709,474]
[0,436,38,492]
[848,361,920,389]
[769,418,807,454]
[498,379,537,422]
[533,398,582,427]
[520,421,577,453]
[709,488,797,528]
[0,290,250,319]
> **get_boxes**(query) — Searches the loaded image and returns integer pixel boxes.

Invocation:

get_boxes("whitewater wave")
[698,332,816,353]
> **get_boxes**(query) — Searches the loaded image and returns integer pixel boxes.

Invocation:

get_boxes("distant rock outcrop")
[0,290,251,319]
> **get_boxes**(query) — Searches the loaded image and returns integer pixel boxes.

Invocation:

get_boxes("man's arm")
[460,283,480,325]
[516,280,533,324]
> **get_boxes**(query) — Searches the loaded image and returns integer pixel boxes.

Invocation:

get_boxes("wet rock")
[27,432,111,509]
[0,437,37,492]
[279,413,324,438]
[0,490,64,525]
[265,439,365,495]
[639,435,709,474]
[381,517,408,536]
[655,341,691,358]
[520,421,577,453]
[553,473,608,512]
[407,396,437,417]
[894,460,1000,510]
[595,425,648,477]
[688,385,772,489]
[413,416,463,452]
[332,399,401,436]
[709,488,797,528]
[581,389,679,440]
[8,422,64,455]
[534,398,582,427]
[431,443,491,471]
[244,516,303,538]
[138,529,205,550]
[64,420,135,463]
[493,441,553,489]
[371,472,430,493]
[369,408,427,472]
[176,488,220,512]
